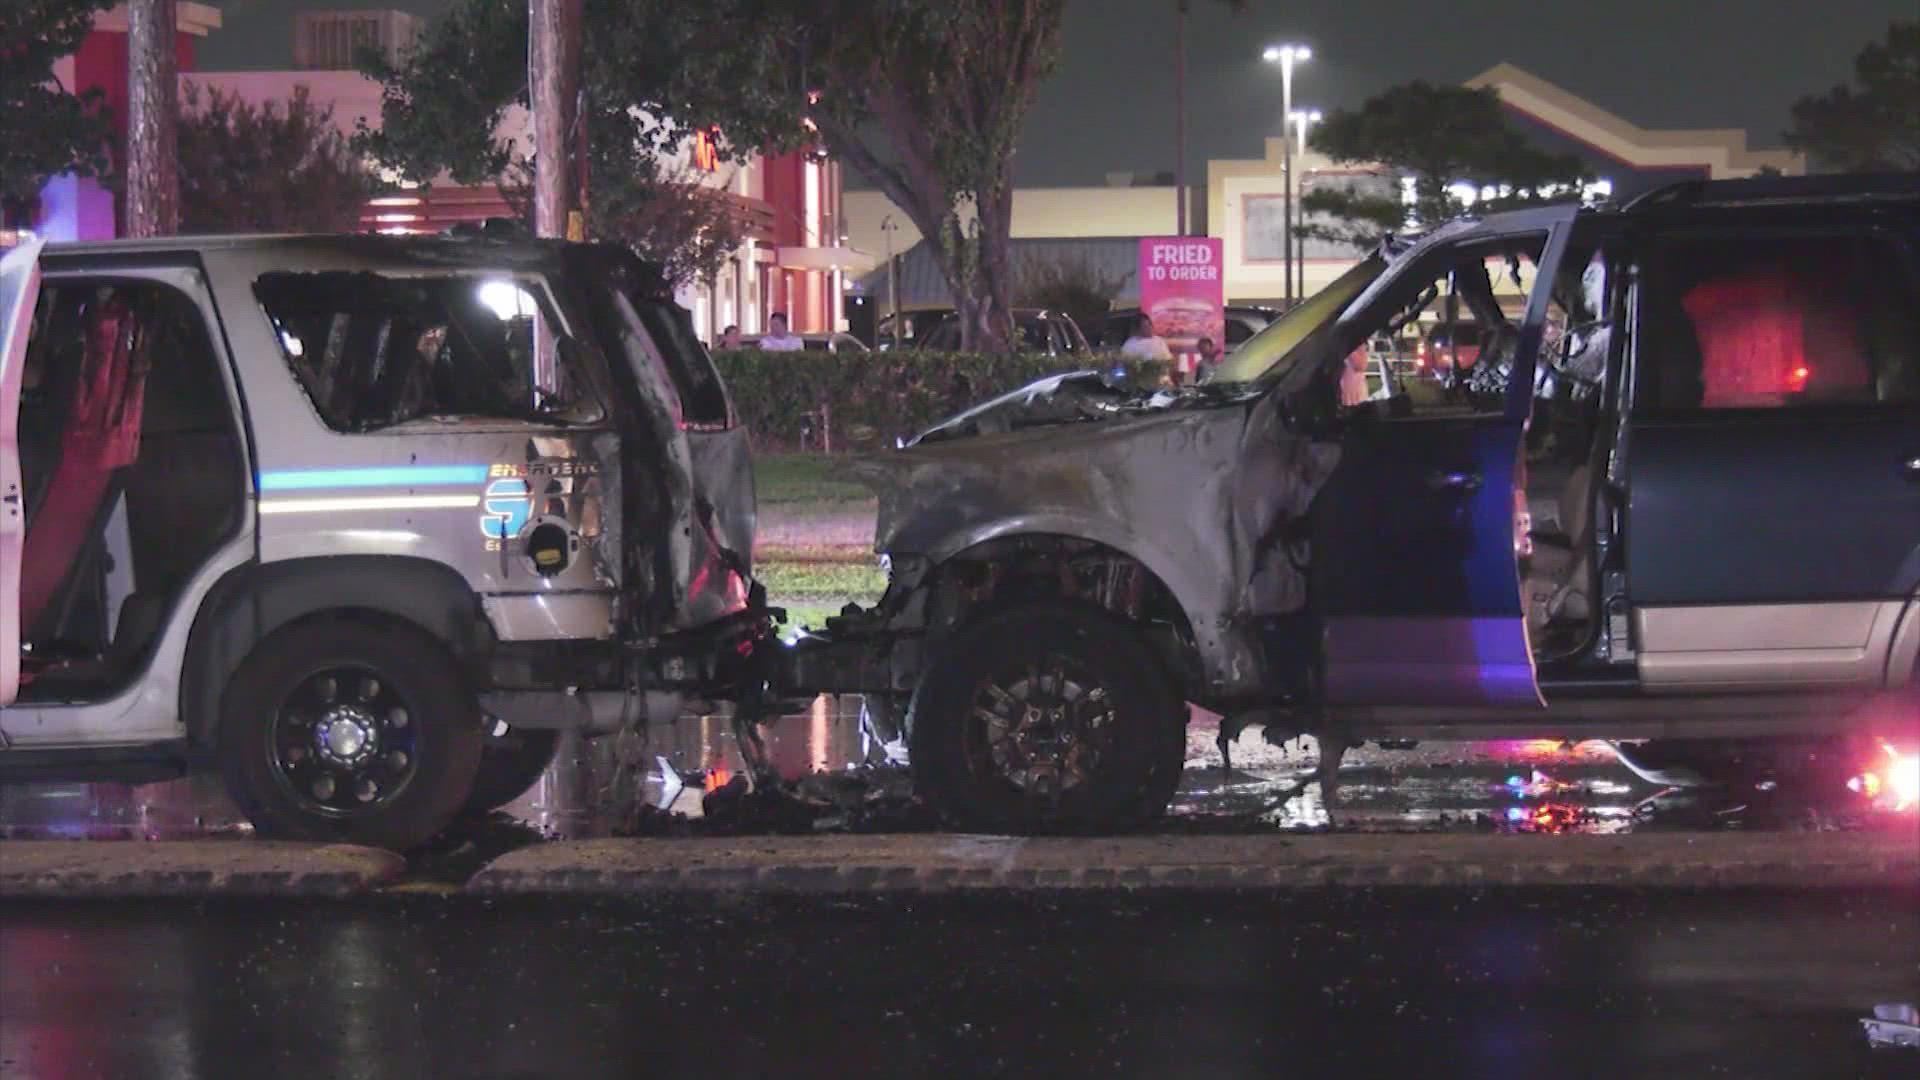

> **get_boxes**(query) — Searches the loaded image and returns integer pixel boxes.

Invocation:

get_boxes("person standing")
[1119,314,1172,363]
[1339,344,1371,406]
[1193,336,1222,383]
[717,324,742,350]
[757,313,804,352]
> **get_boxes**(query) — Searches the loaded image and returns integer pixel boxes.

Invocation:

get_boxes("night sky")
[196,0,1909,186]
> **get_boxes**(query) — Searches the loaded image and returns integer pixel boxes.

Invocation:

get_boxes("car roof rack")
[1624,172,1920,212]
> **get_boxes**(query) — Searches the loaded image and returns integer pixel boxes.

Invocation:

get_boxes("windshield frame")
[1208,256,1389,387]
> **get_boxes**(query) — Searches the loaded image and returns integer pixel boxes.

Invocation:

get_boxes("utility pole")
[881,216,899,344]
[529,0,582,241]
[125,0,179,238]
[1174,2,1187,236]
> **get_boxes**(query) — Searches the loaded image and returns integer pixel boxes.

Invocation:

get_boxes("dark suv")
[791,174,1920,831]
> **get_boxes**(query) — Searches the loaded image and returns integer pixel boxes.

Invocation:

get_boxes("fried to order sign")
[1138,237,1225,350]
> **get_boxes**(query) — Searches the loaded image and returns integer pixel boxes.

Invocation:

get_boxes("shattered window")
[623,291,731,427]
[1638,232,1920,411]
[255,271,606,432]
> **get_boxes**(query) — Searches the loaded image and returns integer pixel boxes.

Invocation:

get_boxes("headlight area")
[1848,740,1920,813]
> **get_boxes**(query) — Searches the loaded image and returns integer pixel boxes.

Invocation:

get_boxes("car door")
[1624,217,1920,689]
[1313,214,1574,708]
[0,238,45,706]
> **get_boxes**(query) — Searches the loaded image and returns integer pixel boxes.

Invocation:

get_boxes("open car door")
[1,238,45,707]
[1312,213,1574,708]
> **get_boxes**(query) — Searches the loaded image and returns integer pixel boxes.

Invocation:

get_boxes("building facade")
[19,7,862,343]
[848,65,1808,310]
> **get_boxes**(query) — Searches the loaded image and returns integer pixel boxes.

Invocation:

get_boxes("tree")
[362,0,1070,351]
[176,84,381,234]
[1300,82,1589,248]
[125,0,180,237]
[1786,20,1919,172]
[0,0,114,221]
[785,2,1070,351]
[1015,252,1130,339]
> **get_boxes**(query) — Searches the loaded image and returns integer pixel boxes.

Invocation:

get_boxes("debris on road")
[1861,1003,1920,1051]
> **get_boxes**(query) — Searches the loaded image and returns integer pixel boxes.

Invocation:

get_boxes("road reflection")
[0,697,1902,843]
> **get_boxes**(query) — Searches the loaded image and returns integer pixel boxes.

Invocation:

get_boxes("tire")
[908,603,1186,833]
[462,726,561,814]
[217,618,485,851]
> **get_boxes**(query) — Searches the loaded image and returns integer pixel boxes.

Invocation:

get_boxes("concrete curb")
[0,840,406,898]
[468,831,1920,895]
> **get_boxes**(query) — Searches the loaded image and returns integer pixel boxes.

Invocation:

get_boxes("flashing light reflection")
[1886,742,1918,811]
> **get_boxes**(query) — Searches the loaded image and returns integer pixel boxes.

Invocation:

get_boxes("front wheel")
[908,603,1186,833]
[217,619,485,851]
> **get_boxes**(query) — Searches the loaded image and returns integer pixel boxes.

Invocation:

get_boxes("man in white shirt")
[1118,315,1172,362]
[757,313,805,352]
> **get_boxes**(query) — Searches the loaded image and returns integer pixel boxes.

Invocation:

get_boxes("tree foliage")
[1,0,114,217]
[177,84,380,234]
[1786,20,1920,172]
[361,0,1069,351]
[1014,252,1130,338]
[504,159,748,289]
[1300,82,1589,248]
[781,1,1070,351]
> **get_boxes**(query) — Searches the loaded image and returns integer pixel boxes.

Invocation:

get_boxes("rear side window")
[255,271,605,432]
[1637,232,1920,411]
[623,294,729,426]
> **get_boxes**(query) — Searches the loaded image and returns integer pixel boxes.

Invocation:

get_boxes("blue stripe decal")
[257,465,492,492]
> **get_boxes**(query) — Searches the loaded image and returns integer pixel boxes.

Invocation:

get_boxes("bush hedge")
[712,348,1167,450]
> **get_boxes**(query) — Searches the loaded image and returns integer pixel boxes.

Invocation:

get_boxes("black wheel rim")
[267,665,421,818]
[964,652,1118,804]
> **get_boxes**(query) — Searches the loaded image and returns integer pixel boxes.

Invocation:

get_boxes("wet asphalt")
[1,704,1908,890]
[1,888,1916,1078]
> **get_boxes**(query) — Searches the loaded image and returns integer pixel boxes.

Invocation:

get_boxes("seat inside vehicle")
[16,281,245,702]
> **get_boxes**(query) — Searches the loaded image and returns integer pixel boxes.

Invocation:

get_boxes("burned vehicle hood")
[909,370,1167,446]
[851,391,1340,691]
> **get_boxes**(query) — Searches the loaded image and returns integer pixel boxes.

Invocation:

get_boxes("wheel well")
[180,557,495,747]
[920,535,1204,697]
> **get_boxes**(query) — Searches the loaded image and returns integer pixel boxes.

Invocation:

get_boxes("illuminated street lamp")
[1289,108,1323,299]
[1262,43,1311,306]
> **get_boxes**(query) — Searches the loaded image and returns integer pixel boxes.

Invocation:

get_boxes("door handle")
[1427,470,1483,493]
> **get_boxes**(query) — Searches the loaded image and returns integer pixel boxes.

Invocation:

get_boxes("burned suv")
[791,174,1920,831]
[1,234,766,849]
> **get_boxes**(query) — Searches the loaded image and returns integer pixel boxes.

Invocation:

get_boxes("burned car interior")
[16,280,245,700]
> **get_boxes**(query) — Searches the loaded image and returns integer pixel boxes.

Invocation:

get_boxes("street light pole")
[1175,3,1187,236]
[881,215,900,344]
[1262,44,1310,307]
[1290,108,1322,305]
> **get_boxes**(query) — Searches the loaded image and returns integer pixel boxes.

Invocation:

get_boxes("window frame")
[254,268,611,434]
[1626,222,1920,423]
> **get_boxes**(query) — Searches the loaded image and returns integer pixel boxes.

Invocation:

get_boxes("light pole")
[880,215,900,345]
[1262,43,1310,307]
[1289,108,1322,304]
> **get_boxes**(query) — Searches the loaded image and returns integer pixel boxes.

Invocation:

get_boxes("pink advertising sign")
[1138,236,1225,351]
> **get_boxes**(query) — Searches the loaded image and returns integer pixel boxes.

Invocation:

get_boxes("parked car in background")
[1097,305,1281,352]
[918,308,1091,356]
[875,309,961,350]
[740,332,870,353]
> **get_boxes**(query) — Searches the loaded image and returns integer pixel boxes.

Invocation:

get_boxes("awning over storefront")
[776,245,879,275]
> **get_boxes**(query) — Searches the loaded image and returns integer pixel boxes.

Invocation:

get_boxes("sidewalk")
[0,840,405,898]
[468,830,1920,895]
